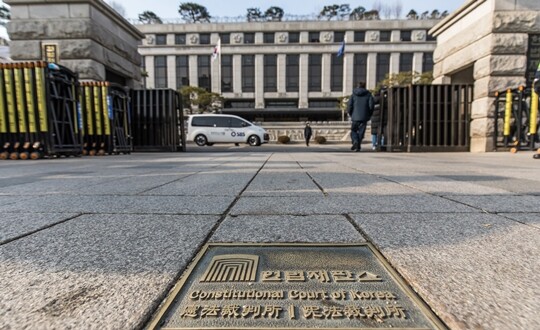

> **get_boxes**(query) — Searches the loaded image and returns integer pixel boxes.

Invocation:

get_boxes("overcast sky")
[109,0,463,20]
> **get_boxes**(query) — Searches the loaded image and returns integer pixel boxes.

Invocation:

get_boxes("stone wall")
[430,0,540,152]
[6,0,144,87]
[258,122,355,143]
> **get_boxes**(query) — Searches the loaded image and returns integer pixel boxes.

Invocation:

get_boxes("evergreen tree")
[178,2,211,23]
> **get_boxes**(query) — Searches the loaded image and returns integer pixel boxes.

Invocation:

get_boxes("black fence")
[0,62,83,159]
[378,84,473,152]
[494,87,538,151]
[131,89,185,152]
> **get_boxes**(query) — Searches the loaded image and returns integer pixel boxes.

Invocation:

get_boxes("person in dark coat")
[347,81,374,151]
[304,123,312,146]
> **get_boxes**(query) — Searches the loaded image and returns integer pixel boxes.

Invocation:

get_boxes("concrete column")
[366,53,377,90]
[145,55,154,88]
[391,30,399,42]
[255,54,264,108]
[343,53,354,95]
[167,55,176,89]
[166,34,174,45]
[413,52,423,74]
[189,55,198,87]
[322,53,331,93]
[299,54,309,108]
[390,53,400,75]
[277,54,286,93]
[233,55,242,94]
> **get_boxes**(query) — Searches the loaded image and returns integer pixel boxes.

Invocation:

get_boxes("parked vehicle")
[187,114,269,146]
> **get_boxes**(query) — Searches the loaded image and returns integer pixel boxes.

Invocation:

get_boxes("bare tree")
[393,0,403,19]
[371,0,382,13]
[380,4,392,19]
[106,1,126,17]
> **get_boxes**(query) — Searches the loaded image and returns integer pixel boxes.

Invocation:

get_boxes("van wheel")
[195,134,208,146]
[248,135,260,146]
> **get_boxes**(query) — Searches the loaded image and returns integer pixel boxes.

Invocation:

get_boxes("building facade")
[430,0,540,152]
[6,0,144,87]
[137,19,439,121]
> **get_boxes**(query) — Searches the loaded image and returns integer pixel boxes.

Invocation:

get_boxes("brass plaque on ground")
[148,243,446,329]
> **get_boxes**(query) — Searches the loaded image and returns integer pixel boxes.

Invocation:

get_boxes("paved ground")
[1,143,539,329]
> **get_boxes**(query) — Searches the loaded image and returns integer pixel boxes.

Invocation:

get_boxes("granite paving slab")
[376,174,516,196]
[211,215,364,243]
[0,213,80,244]
[309,172,419,195]
[75,174,194,195]
[445,195,540,213]
[438,174,540,195]
[143,172,256,196]
[243,172,323,196]
[0,195,32,208]
[230,196,338,215]
[329,194,479,213]
[0,195,235,215]
[0,177,126,195]
[0,214,219,329]
[351,213,540,330]
[498,212,540,229]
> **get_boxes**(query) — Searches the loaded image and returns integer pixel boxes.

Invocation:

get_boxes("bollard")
[531,88,538,143]
[503,89,513,147]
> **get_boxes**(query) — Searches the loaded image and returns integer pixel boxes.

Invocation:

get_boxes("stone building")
[430,0,540,152]
[6,0,144,87]
[136,19,439,121]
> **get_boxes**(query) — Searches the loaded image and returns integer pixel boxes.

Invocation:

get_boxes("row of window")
[152,53,434,91]
[154,30,434,45]
[222,99,339,109]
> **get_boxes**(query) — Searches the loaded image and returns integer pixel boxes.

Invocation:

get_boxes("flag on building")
[337,39,345,57]
[212,38,221,61]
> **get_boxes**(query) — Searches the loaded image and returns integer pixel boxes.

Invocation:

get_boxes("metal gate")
[131,89,185,152]
[379,84,473,152]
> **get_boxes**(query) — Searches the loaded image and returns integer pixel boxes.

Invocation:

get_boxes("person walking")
[304,122,312,146]
[347,81,374,152]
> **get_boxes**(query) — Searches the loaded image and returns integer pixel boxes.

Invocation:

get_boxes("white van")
[187,114,269,147]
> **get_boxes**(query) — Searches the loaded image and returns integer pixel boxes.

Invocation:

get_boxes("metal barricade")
[131,89,185,152]
[0,62,82,159]
[380,84,472,152]
[80,82,132,156]
[494,87,539,152]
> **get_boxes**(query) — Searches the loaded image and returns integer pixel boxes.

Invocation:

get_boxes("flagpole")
[340,36,347,122]
[218,38,222,96]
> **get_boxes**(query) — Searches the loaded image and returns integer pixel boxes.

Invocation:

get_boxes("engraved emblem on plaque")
[200,254,259,282]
